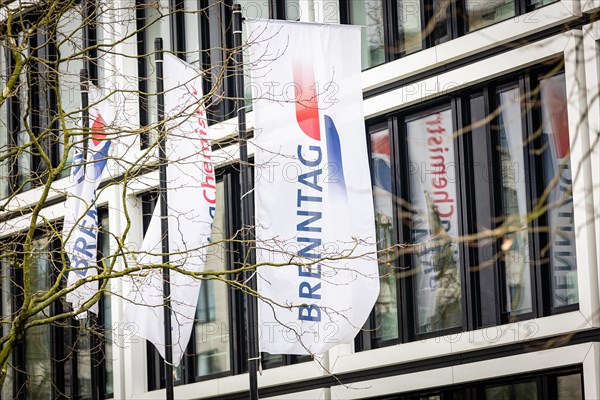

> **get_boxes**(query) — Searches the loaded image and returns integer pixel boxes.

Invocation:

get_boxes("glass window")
[16,41,32,191]
[370,127,399,341]
[406,107,462,334]
[466,0,516,32]
[0,48,9,200]
[30,236,52,294]
[1,253,13,400]
[57,6,85,179]
[349,0,385,69]
[539,73,578,308]
[528,0,559,9]
[76,321,93,400]
[430,0,452,46]
[137,0,162,147]
[98,211,114,397]
[199,0,235,124]
[496,86,533,317]
[26,236,53,399]
[397,0,423,56]
[194,180,230,378]
[557,374,583,400]
[25,322,52,399]
[103,293,114,397]
[469,93,501,327]
[485,380,537,400]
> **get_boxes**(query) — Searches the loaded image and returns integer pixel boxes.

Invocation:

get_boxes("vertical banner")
[64,86,113,315]
[248,21,379,355]
[123,53,215,365]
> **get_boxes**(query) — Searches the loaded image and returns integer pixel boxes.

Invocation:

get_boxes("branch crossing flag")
[248,20,380,355]
[123,53,215,365]
[64,87,113,316]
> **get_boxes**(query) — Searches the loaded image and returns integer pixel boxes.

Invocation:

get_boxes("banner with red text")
[248,20,379,355]
[123,53,215,365]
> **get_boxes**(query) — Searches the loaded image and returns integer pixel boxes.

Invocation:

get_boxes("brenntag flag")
[64,86,113,316]
[123,53,215,365]
[247,20,379,355]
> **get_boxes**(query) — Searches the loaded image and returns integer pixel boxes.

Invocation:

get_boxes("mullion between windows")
[452,95,474,332]
[388,115,407,345]
[391,112,415,343]
[137,2,150,148]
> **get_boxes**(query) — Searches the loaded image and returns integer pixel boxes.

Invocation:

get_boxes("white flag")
[248,20,380,355]
[123,53,215,365]
[64,87,113,315]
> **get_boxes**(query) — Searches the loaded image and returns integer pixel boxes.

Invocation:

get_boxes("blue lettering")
[298,169,323,192]
[298,304,321,322]
[298,264,322,279]
[72,237,95,259]
[298,237,321,259]
[297,211,322,233]
[297,145,322,167]
[297,190,322,208]
[299,281,321,299]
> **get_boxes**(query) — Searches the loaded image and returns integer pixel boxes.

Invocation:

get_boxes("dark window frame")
[2,2,98,197]
[364,365,583,400]
[1,216,111,400]
[339,0,561,70]
[358,61,578,352]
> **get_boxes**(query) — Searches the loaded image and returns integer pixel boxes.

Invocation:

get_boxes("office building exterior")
[1,0,599,398]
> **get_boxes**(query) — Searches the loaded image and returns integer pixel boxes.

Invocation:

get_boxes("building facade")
[1,0,600,399]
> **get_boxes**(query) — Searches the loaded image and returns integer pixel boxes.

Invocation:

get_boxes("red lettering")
[432,176,447,189]
[203,189,216,204]
[437,205,455,218]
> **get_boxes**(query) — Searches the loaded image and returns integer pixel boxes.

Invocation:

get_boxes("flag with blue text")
[248,20,380,355]
[64,86,113,316]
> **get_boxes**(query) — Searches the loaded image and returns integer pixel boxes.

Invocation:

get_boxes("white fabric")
[64,87,113,316]
[123,53,215,365]
[248,20,379,355]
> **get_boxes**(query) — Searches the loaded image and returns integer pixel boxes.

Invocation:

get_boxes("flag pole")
[232,4,259,400]
[80,69,89,157]
[154,37,175,400]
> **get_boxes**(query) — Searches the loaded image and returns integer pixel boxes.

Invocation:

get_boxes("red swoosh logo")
[293,64,320,141]
[91,113,107,146]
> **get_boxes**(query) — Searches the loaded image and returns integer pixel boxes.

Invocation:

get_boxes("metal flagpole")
[80,69,89,156]
[232,4,259,400]
[154,37,175,400]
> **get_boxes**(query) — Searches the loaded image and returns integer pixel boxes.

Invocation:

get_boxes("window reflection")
[194,180,230,377]
[1,254,13,400]
[406,108,462,334]
[466,0,515,32]
[539,73,578,308]
[557,374,583,400]
[497,87,533,316]
[76,321,93,400]
[396,1,423,56]
[350,0,385,69]
[26,322,52,399]
[485,380,537,400]
[370,128,398,341]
